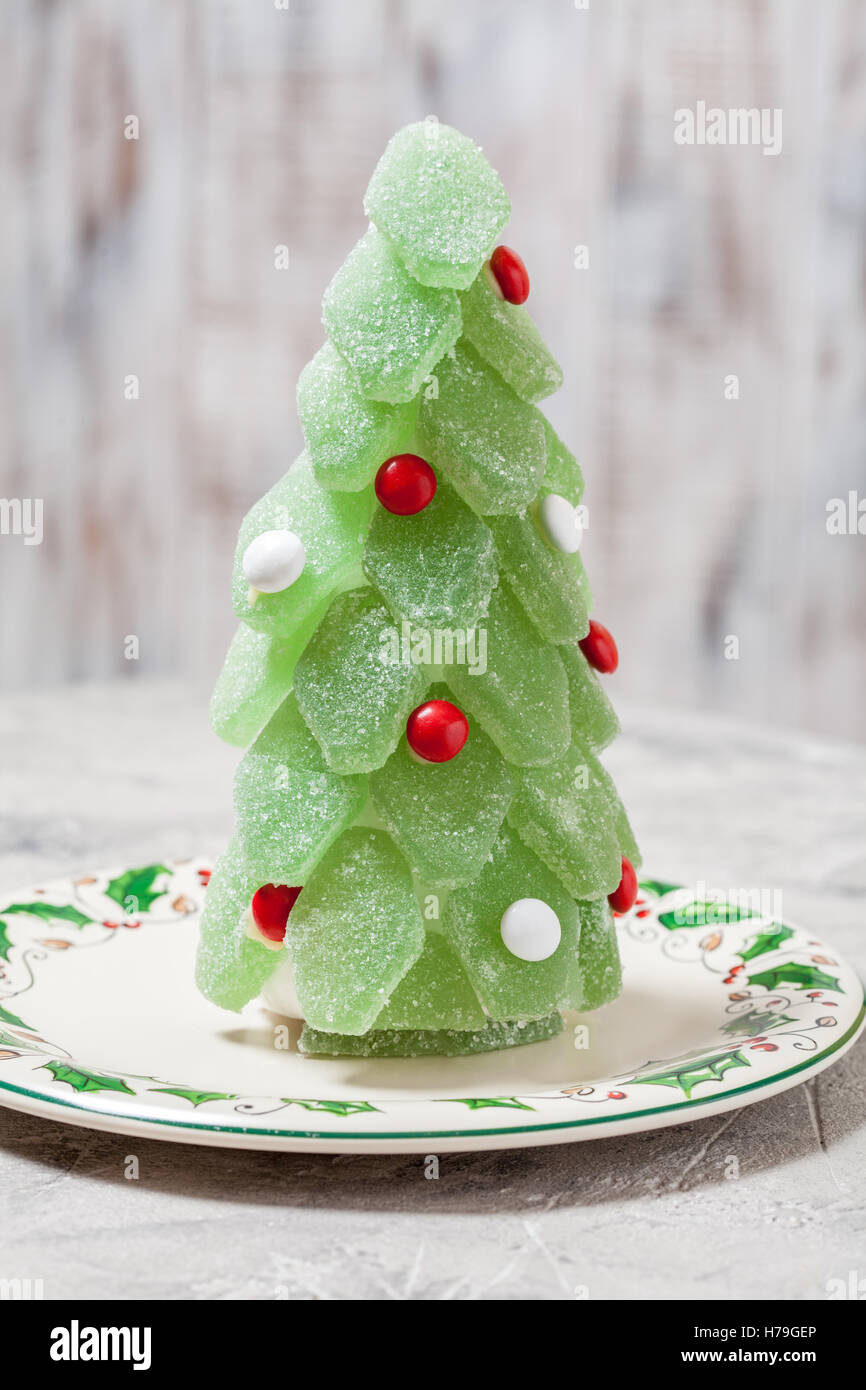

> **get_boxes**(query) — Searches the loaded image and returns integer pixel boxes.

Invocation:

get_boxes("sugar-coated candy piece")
[370,690,513,887]
[445,824,582,1020]
[285,827,424,1034]
[559,642,621,752]
[507,743,623,901]
[195,840,281,1012]
[459,268,563,403]
[234,693,367,883]
[419,341,545,515]
[446,581,570,766]
[322,227,461,404]
[574,897,622,1010]
[299,1013,563,1058]
[363,481,497,630]
[294,588,426,773]
[210,617,322,748]
[374,932,486,1031]
[363,120,510,290]
[232,453,374,635]
[538,415,584,507]
[589,751,643,870]
[297,341,418,492]
[488,511,590,643]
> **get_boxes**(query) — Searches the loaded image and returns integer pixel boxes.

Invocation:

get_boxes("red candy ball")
[251,883,302,943]
[374,454,437,516]
[490,245,530,305]
[579,619,619,675]
[608,858,638,915]
[406,699,468,763]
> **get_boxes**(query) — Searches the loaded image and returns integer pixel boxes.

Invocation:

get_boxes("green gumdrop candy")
[370,690,513,887]
[488,511,590,644]
[294,588,426,773]
[374,932,486,1031]
[297,341,418,492]
[363,482,498,630]
[589,751,642,870]
[233,692,367,884]
[559,642,621,752]
[459,269,563,403]
[233,453,374,636]
[286,827,424,1034]
[298,1013,563,1058]
[447,581,570,767]
[210,617,321,748]
[575,898,622,1010]
[195,840,280,1012]
[445,823,582,1020]
[322,227,461,404]
[507,743,623,901]
[538,416,584,506]
[419,341,545,515]
[363,121,510,290]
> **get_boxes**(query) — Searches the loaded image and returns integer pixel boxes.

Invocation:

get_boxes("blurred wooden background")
[1,0,864,739]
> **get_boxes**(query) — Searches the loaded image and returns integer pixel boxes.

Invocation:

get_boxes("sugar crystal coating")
[210,618,320,748]
[364,121,510,290]
[195,839,280,1011]
[460,268,563,403]
[363,481,498,630]
[445,824,582,1020]
[322,227,461,404]
[234,692,367,884]
[370,688,513,887]
[294,587,426,773]
[559,642,621,752]
[285,827,424,1034]
[537,415,585,507]
[488,510,590,643]
[299,1013,563,1058]
[373,931,486,1031]
[297,341,418,492]
[574,897,622,1009]
[588,749,643,870]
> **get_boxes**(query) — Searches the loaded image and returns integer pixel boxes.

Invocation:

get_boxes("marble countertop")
[1,681,864,1301]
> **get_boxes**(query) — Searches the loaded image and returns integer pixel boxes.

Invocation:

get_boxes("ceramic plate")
[0,860,861,1153]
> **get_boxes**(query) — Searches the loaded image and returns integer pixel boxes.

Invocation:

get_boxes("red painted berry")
[608,857,638,915]
[374,454,437,516]
[579,619,619,675]
[251,883,302,943]
[489,245,530,304]
[406,699,468,763]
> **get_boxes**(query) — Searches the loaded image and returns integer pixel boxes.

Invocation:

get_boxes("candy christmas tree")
[196,120,641,1057]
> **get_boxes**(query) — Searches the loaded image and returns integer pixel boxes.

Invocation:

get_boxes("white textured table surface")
[0,681,864,1302]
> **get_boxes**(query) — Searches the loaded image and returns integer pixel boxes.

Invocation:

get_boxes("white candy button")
[538,493,583,554]
[500,897,562,962]
[242,529,306,593]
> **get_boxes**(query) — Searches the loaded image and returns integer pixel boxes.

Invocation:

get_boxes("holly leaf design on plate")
[0,922,13,962]
[626,1049,751,1099]
[105,865,170,915]
[151,1088,238,1107]
[40,1061,135,1096]
[721,1007,797,1037]
[748,962,842,993]
[1,902,92,928]
[736,925,795,962]
[281,1098,381,1116]
[0,1002,30,1029]
[436,1096,535,1111]
[637,879,681,900]
[659,901,757,931]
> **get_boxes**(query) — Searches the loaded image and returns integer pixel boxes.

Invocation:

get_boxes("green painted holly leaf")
[152,1088,238,1107]
[1,902,92,928]
[638,879,681,900]
[105,865,170,914]
[281,1098,381,1116]
[659,901,757,931]
[748,962,842,993]
[0,922,13,962]
[721,1008,797,1037]
[627,1049,750,1099]
[436,1096,534,1111]
[0,1002,30,1028]
[737,925,795,962]
[41,1060,135,1096]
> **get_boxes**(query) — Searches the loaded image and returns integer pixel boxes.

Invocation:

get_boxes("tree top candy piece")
[250,883,302,944]
[322,227,461,403]
[580,618,619,674]
[242,529,306,594]
[500,898,562,962]
[537,493,583,555]
[608,857,638,915]
[489,246,530,304]
[406,698,469,763]
[364,120,510,290]
[374,454,437,515]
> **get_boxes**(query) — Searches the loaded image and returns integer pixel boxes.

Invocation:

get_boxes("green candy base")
[298,1012,564,1058]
